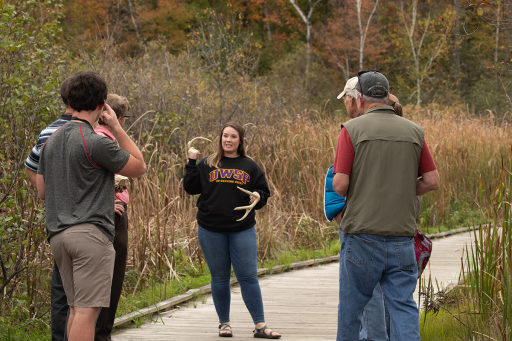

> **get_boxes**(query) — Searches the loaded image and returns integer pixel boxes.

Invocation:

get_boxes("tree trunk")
[357,0,364,70]
[306,23,311,74]
[264,1,272,41]
[496,0,501,115]
[453,0,461,91]
[288,0,322,76]
[495,1,500,63]
[127,0,140,44]
[417,76,421,107]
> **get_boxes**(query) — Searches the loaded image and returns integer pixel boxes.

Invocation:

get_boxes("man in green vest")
[332,71,440,341]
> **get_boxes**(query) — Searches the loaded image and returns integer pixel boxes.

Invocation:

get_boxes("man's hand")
[334,211,343,224]
[333,173,350,197]
[416,170,440,195]
[188,147,201,160]
[115,199,125,216]
[100,103,122,130]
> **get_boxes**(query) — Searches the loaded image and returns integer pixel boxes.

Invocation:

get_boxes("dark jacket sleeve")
[183,159,202,195]
[253,170,270,210]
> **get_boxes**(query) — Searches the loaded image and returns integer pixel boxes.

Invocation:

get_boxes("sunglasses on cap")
[357,70,388,97]
[356,70,381,87]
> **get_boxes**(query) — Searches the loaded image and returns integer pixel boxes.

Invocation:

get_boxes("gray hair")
[356,91,388,104]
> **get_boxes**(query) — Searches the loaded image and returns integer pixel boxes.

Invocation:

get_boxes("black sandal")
[219,323,233,337]
[253,325,281,339]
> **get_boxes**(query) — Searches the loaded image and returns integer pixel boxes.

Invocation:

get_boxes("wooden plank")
[112,232,476,340]
[113,255,339,327]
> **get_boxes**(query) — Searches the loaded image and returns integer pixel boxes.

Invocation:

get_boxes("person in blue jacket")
[325,77,397,341]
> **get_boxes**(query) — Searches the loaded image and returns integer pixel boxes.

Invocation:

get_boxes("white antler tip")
[233,187,260,221]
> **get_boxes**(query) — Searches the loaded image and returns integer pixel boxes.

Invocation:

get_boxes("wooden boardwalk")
[112,231,475,341]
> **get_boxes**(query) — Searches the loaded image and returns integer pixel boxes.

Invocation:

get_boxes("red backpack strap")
[79,124,100,168]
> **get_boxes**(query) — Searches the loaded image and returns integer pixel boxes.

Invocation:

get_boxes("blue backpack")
[324,165,347,222]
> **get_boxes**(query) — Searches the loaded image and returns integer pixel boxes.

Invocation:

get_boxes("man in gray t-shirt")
[37,70,146,341]
[38,121,130,241]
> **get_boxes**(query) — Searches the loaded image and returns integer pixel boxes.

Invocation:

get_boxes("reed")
[455,163,512,340]
[122,105,510,288]
[1,40,510,334]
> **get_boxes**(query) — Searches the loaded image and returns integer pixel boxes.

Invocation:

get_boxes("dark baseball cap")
[355,70,389,98]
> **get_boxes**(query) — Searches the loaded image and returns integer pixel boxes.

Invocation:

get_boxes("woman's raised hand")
[188,147,201,160]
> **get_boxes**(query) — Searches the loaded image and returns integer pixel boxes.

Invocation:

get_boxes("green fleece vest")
[340,105,425,237]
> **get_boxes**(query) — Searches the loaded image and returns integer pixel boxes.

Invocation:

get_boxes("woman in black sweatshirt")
[184,122,281,339]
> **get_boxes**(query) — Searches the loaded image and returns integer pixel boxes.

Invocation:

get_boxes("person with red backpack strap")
[332,71,439,341]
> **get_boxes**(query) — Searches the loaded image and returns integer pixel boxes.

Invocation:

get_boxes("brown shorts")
[49,223,115,308]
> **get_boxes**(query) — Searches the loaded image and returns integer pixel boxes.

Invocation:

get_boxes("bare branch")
[289,0,309,25]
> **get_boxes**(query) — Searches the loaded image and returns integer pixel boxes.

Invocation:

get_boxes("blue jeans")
[359,283,388,341]
[337,233,419,341]
[198,226,265,324]
[340,230,388,341]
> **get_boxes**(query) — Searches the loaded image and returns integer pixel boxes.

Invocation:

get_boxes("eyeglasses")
[121,115,130,119]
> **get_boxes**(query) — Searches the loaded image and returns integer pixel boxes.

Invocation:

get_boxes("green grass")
[262,237,341,271]
[419,198,487,234]
[116,272,212,317]
[420,309,469,341]
[418,284,501,341]
[0,318,51,341]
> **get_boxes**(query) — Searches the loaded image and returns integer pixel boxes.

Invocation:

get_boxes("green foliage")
[420,309,469,341]
[189,9,261,124]
[190,9,259,78]
[0,0,66,323]
[453,166,512,338]
[419,197,487,233]
[0,318,51,341]
[270,44,339,107]
[116,272,212,318]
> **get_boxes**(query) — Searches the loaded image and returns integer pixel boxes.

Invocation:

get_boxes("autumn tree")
[190,10,260,124]
[288,0,322,74]
[63,0,193,53]
[319,0,385,81]
[399,0,449,106]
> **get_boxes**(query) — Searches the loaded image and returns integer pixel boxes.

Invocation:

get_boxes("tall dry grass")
[410,107,510,228]
[123,106,511,284]
[435,162,512,340]
[2,37,510,324]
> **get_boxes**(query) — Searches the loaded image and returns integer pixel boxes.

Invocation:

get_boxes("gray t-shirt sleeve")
[90,136,131,174]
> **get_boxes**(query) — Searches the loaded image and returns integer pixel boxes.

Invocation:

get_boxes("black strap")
[71,117,93,129]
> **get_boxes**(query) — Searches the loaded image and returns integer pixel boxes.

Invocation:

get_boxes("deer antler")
[234,186,260,221]
[187,137,212,149]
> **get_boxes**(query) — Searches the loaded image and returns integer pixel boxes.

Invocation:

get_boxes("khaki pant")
[49,223,115,307]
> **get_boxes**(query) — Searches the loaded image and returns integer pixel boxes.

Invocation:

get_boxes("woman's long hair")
[207,122,247,168]
[388,93,403,117]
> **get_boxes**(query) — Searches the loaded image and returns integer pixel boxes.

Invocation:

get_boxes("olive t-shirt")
[38,121,130,241]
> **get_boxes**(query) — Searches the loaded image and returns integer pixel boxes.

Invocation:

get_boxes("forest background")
[2,0,512,339]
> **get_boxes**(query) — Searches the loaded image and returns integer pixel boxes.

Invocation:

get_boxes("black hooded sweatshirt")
[183,156,270,232]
